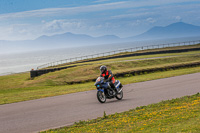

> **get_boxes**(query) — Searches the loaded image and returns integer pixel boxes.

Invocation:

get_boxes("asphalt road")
[0,73,200,133]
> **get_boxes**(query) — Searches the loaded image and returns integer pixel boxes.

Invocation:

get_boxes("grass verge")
[41,93,200,133]
[1,66,200,105]
[30,53,200,85]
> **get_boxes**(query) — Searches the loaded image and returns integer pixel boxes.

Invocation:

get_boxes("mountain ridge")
[129,22,200,40]
[1,22,200,54]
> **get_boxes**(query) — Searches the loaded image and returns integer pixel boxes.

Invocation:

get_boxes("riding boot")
[109,82,118,93]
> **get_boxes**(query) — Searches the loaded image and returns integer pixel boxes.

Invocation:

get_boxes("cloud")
[110,2,199,25]
[0,2,126,20]
[93,0,111,3]
[0,0,199,40]
[42,19,88,34]
[0,0,199,20]
[146,18,156,23]
[0,24,40,40]
[129,20,142,26]
[43,20,66,33]
[175,16,182,21]
[111,12,156,20]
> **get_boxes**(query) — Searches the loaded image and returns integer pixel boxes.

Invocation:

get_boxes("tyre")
[97,91,106,103]
[116,90,123,100]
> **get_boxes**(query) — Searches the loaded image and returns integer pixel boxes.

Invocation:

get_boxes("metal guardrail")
[37,40,200,69]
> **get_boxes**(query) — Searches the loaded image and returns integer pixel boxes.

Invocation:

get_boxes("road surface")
[0,73,200,133]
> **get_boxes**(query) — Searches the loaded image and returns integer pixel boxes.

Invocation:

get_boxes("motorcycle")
[94,77,123,103]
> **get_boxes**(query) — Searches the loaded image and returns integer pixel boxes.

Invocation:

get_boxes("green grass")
[1,66,200,104]
[47,48,200,70]
[41,93,200,133]
[49,43,200,69]
[1,51,199,91]
[0,44,200,104]
[31,53,200,85]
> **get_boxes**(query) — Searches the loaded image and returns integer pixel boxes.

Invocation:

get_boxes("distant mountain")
[129,22,200,40]
[38,22,200,43]
[96,35,120,40]
[0,33,122,54]
[1,22,200,54]
[36,32,94,43]
[35,32,121,45]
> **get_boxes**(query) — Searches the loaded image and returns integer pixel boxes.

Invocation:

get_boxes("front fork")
[97,88,104,92]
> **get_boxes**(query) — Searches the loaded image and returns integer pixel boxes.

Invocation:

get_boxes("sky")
[0,0,200,40]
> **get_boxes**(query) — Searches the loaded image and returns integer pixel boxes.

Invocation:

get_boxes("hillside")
[130,22,200,40]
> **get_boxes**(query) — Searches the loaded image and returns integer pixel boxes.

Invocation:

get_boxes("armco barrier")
[36,40,200,69]
[65,47,200,65]
[30,65,78,78]
[30,46,200,78]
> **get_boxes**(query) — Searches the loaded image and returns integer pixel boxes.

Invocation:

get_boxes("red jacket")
[100,70,115,83]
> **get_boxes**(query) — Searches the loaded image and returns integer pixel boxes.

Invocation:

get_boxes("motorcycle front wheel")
[97,91,106,103]
[116,91,123,100]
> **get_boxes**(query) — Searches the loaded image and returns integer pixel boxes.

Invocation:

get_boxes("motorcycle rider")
[100,65,118,92]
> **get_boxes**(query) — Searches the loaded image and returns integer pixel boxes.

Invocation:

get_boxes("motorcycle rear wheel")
[97,91,106,103]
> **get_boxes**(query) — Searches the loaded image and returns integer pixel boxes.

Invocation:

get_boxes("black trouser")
[109,81,116,90]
